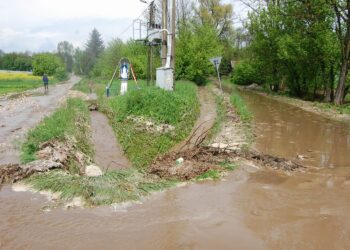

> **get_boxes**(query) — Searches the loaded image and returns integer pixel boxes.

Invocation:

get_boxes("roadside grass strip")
[21,98,93,163]
[101,81,200,168]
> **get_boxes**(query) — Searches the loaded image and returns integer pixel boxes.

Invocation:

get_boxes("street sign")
[209,57,222,70]
[209,56,223,91]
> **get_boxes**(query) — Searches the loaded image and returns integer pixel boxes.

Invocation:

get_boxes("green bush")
[231,61,262,86]
[54,66,68,81]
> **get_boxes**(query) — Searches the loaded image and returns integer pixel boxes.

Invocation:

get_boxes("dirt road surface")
[0,76,81,165]
[172,87,217,152]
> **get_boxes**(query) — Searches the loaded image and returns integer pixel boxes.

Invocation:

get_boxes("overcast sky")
[0,0,248,53]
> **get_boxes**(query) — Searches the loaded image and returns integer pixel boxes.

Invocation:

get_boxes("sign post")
[209,56,222,91]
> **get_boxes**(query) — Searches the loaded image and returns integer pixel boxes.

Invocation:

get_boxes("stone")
[85,165,103,177]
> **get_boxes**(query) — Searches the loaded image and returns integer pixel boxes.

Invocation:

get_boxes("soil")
[171,87,217,152]
[0,76,81,165]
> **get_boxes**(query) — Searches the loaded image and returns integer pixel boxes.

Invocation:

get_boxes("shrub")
[231,61,262,85]
[55,66,68,81]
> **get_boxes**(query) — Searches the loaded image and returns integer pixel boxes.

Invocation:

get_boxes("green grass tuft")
[230,92,252,122]
[25,169,178,206]
[196,169,221,181]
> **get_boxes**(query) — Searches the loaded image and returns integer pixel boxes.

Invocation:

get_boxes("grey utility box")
[156,67,174,91]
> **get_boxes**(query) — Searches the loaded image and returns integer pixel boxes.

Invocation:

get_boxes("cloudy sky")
[0,0,248,53]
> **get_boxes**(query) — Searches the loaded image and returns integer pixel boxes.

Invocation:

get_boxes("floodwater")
[1,89,350,249]
[90,111,131,170]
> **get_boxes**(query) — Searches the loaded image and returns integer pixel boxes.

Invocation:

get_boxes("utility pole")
[147,1,155,86]
[170,0,175,71]
[161,0,167,66]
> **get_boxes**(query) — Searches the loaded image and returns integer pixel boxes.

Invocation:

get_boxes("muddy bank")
[0,139,91,185]
[90,111,131,170]
[0,76,81,165]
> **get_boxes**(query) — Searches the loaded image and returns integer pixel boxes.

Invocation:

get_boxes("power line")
[116,2,152,39]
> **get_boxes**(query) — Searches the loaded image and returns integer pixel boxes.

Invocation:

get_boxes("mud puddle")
[90,111,130,170]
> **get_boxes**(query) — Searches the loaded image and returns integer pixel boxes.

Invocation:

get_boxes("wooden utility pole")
[161,0,168,66]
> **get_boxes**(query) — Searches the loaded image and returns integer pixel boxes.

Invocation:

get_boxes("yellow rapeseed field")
[0,71,41,81]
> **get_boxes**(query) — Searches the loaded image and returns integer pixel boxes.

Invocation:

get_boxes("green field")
[0,71,58,95]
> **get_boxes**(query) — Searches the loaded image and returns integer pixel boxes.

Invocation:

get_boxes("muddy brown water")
[90,111,131,170]
[1,89,350,249]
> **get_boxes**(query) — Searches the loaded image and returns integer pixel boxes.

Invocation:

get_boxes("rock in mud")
[85,165,103,177]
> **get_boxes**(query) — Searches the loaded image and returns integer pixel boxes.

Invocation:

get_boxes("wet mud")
[172,87,217,152]
[90,111,131,170]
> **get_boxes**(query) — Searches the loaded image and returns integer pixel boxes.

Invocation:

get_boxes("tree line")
[234,0,350,105]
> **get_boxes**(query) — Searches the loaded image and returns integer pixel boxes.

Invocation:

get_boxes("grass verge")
[25,169,178,206]
[99,81,200,168]
[21,98,93,163]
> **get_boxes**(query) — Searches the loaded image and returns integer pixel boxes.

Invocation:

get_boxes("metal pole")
[216,65,222,91]
[147,44,151,85]
[171,0,175,70]
[161,0,167,66]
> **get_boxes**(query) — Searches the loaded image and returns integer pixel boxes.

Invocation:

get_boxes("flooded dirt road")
[0,76,80,165]
[240,91,350,168]
[1,89,350,249]
[90,111,131,170]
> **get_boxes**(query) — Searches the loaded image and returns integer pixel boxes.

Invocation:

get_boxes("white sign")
[209,56,223,91]
[209,57,222,70]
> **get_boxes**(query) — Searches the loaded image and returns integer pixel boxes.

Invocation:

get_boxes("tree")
[57,41,74,72]
[176,24,222,84]
[330,0,350,104]
[83,28,105,75]
[196,0,234,40]
[32,53,63,76]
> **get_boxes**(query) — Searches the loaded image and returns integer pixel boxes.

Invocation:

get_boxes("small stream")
[1,90,350,249]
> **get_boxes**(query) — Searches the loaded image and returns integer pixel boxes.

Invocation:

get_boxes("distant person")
[42,73,49,93]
